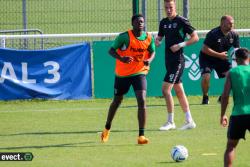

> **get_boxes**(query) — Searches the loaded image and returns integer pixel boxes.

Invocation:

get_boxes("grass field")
[0,96,249,167]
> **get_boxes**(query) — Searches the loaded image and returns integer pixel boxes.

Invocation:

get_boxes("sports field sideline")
[0,96,249,167]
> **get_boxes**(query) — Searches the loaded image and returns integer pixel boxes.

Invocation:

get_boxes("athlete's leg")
[201,73,210,97]
[159,82,176,130]
[162,82,176,124]
[101,95,124,143]
[160,60,181,130]
[199,56,212,104]
[224,139,239,167]
[105,95,123,130]
[136,99,149,144]
[162,81,174,114]
[217,71,229,103]
[173,83,189,113]
[133,75,149,144]
[215,60,231,103]
[135,90,147,135]
[104,76,130,130]
[131,75,147,136]
[173,83,195,129]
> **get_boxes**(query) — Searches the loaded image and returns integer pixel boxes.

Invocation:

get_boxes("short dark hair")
[221,15,228,22]
[220,15,233,23]
[235,48,249,60]
[131,14,144,24]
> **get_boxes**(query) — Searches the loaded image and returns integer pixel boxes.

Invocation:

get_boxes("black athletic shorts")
[227,115,250,140]
[164,60,184,84]
[114,74,147,96]
[199,55,231,78]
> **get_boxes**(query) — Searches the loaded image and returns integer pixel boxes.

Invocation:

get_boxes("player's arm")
[170,18,199,52]
[185,31,199,46]
[233,32,240,48]
[170,31,199,53]
[155,21,164,47]
[144,37,156,66]
[144,51,155,66]
[155,35,163,47]
[201,31,227,60]
[109,48,133,64]
[229,33,240,58]
[202,44,228,60]
[108,33,133,64]
[184,19,200,46]
[109,48,129,63]
[220,73,232,127]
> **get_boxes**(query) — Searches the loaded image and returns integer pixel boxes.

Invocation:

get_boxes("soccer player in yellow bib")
[101,14,155,144]
[220,48,250,167]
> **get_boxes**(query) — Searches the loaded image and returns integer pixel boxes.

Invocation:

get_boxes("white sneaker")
[159,122,176,131]
[179,121,196,130]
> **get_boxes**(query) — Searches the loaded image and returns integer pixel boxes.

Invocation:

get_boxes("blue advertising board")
[0,43,92,100]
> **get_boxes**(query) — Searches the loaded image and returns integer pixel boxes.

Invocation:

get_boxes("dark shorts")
[164,60,184,84]
[199,55,231,78]
[227,115,250,140]
[114,74,147,96]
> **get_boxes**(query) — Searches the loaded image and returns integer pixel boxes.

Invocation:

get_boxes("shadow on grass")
[0,141,138,150]
[157,161,178,164]
[0,141,95,150]
[0,129,160,137]
[121,103,204,109]
[1,130,100,136]
[120,104,165,108]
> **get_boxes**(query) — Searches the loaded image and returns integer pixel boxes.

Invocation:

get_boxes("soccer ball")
[171,145,188,162]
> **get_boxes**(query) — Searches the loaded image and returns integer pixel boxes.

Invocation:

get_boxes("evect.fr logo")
[0,152,33,161]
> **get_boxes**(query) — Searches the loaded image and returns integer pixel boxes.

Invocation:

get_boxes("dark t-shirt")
[200,26,240,61]
[158,15,195,62]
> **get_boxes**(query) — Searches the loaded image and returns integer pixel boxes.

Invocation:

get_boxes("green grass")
[0,0,249,33]
[0,96,249,167]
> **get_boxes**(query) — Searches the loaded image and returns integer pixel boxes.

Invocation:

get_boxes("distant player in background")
[101,14,155,144]
[199,15,240,104]
[220,48,250,167]
[155,0,199,131]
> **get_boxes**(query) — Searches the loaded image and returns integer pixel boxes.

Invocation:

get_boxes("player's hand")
[120,56,134,64]
[219,51,228,60]
[170,44,181,53]
[220,115,228,127]
[155,39,161,47]
[143,60,150,66]
[155,35,161,47]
